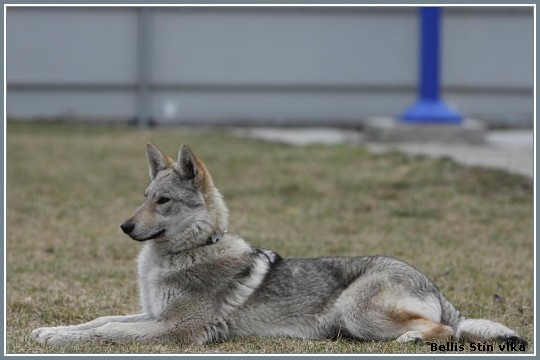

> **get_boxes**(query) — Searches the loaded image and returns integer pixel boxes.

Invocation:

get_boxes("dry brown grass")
[6,122,534,354]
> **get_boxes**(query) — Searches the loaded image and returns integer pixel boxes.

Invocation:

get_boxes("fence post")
[400,7,463,124]
[136,7,152,127]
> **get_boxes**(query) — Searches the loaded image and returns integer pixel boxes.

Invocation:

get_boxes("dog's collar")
[206,231,226,245]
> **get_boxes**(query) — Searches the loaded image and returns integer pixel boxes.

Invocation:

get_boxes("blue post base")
[400,100,463,124]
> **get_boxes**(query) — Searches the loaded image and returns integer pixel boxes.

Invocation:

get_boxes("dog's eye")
[156,197,171,205]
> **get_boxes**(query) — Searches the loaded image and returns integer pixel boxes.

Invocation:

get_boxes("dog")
[32,142,527,348]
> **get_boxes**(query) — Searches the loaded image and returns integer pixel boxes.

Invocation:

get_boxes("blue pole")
[420,7,440,101]
[400,7,463,124]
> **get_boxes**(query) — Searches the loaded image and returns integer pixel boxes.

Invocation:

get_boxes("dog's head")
[120,143,228,251]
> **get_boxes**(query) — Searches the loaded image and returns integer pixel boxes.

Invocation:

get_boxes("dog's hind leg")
[334,273,453,343]
[337,297,453,343]
[391,311,454,343]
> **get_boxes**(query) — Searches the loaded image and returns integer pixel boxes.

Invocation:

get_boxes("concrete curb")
[364,117,486,144]
[232,127,533,178]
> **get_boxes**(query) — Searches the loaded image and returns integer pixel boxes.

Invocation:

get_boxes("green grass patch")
[6,121,534,354]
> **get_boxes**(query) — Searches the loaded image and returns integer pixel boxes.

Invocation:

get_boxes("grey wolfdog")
[32,143,527,348]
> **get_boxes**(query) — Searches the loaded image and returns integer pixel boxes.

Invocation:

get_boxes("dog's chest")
[137,244,184,318]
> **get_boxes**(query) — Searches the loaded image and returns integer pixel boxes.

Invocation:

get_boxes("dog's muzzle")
[120,220,166,241]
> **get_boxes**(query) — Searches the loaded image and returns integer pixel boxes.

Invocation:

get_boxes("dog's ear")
[175,144,198,180]
[146,143,168,180]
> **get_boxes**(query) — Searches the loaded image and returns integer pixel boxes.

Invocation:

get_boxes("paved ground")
[233,128,534,178]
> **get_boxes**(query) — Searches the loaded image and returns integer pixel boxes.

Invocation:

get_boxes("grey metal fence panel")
[5,6,534,127]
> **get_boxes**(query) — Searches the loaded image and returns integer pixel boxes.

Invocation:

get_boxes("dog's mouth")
[134,229,166,242]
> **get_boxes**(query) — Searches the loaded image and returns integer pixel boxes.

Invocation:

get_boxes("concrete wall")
[6,6,534,127]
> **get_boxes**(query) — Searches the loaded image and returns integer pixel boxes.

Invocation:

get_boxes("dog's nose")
[120,220,135,234]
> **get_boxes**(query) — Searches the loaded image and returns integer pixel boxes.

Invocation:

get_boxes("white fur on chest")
[136,236,256,319]
[137,243,177,318]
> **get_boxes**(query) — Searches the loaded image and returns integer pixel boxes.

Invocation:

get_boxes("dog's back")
[227,255,442,340]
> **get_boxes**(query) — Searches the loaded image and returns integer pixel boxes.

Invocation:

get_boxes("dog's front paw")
[31,327,55,340]
[34,329,81,346]
[32,325,74,340]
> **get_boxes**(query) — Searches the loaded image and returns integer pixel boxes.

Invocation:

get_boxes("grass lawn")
[6,122,534,354]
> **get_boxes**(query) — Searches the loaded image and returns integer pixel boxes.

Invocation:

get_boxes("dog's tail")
[439,295,527,346]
